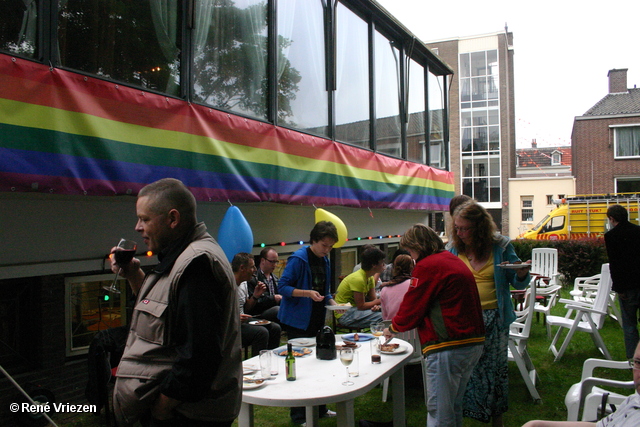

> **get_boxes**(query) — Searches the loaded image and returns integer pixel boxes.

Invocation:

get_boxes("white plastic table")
[239,337,413,427]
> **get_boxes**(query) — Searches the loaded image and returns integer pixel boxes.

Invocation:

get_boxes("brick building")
[572,68,640,194]
[426,29,517,233]
[507,142,575,238]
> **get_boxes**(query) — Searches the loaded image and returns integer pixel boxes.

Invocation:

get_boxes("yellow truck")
[518,193,640,240]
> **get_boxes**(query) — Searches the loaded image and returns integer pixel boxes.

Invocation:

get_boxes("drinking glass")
[259,350,273,380]
[370,337,381,364]
[103,239,137,294]
[340,348,354,386]
[370,322,384,337]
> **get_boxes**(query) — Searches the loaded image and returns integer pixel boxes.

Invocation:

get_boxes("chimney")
[531,139,537,148]
[608,68,628,94]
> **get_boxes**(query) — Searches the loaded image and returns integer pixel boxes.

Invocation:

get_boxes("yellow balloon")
[315,208,348,248]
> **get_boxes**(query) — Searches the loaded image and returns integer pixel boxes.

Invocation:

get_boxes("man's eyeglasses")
[454,226,474,233]
[265,259,278,264]
[628,359,640,370]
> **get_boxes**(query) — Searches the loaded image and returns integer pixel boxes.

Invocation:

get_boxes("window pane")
[0,0,38,57]
[616,127,640,157]
[488,109,499,125]
[67,274,128,356]
[58,0,181,96]
[277,0,327,135]
[473,110,487,126]
[428,71,445,167]
[335,3,369,147]
[473,127,487,151]
[462,128,472,152]
[489,125,500,150]
[407,59,425,163]
[459,53,470,78]
[375,30,401,157]
[470,51,485,76]
[472,76,486,101]
[192,0,267,119]
[617,179,640,192]
[461,111,472,127]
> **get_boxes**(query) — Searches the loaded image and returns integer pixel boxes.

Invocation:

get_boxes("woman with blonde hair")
[449,201,531,427]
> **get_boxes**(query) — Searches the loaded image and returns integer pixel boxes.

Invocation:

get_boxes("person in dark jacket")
[605,204,640,360]
[246,247,282,322]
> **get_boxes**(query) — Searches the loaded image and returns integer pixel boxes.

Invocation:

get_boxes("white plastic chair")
[508,279,541,401]
[530,248,560,288]
[533,283,562,338]
[547,263,613,362]
[381,328,422,402]
[564,358,634,421]
[571,272,622,327]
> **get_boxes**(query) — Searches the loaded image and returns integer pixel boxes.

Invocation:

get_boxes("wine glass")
[103,238,137,293]
[339,348,354,386]
[370,322,384,337]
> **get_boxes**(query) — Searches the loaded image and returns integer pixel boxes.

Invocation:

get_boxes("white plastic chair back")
[589,264,612,329]
[531,248,559,286]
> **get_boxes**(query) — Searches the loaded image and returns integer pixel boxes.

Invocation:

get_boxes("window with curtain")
[374,29,401,157]
[406,58,425,163]
[57,0,181,96]
[276,0,327,136]
[191,0,268,120]
[614,126,640,158]
[428,71,445,168]
[335,2,369,148]
[0,0,38,58]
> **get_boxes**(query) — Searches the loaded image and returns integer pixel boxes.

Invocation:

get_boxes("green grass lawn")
[58,288,631,427]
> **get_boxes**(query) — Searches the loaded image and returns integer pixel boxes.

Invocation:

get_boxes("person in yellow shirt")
[335,246,386,328]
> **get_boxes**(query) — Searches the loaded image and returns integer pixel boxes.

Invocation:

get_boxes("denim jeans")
[338,307,383,329]
[619,288,640,359]
[424,344,483,427]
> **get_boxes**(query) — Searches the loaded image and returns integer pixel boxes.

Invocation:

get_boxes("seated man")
[232,253,281,356]
[335,246,386,329]
[246,247,282,322]
[521,341,640,427]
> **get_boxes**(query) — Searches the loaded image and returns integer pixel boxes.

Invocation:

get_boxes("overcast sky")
[376,0,640,148]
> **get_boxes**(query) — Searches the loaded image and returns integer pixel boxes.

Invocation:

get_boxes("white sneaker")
[323,409,337,418]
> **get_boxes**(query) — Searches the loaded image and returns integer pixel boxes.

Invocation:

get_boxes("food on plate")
[380,343,400,352]
[278,347,312,357]
[243,377,264,385]
[336,341,359,350]
[251,320,269,325]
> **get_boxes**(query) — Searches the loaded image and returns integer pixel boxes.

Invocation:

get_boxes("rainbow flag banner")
[0,54,454,211]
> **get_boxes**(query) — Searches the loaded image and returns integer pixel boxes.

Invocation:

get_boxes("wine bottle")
[285,343,296,381]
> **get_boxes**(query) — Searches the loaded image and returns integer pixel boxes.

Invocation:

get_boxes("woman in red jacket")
[385,223,485,427]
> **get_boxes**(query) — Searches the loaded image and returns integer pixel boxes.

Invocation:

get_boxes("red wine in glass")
[104,239,137,293]
[114,249,136,265]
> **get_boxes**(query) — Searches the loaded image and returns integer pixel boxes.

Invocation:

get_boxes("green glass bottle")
[285,343,296,381]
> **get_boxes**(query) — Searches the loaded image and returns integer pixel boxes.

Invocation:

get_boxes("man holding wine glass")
[111,178,242,427]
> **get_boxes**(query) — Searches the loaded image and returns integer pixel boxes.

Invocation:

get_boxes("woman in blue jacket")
[448,201,531,427]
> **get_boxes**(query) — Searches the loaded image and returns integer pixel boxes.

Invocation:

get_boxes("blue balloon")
[217,206,254,262]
